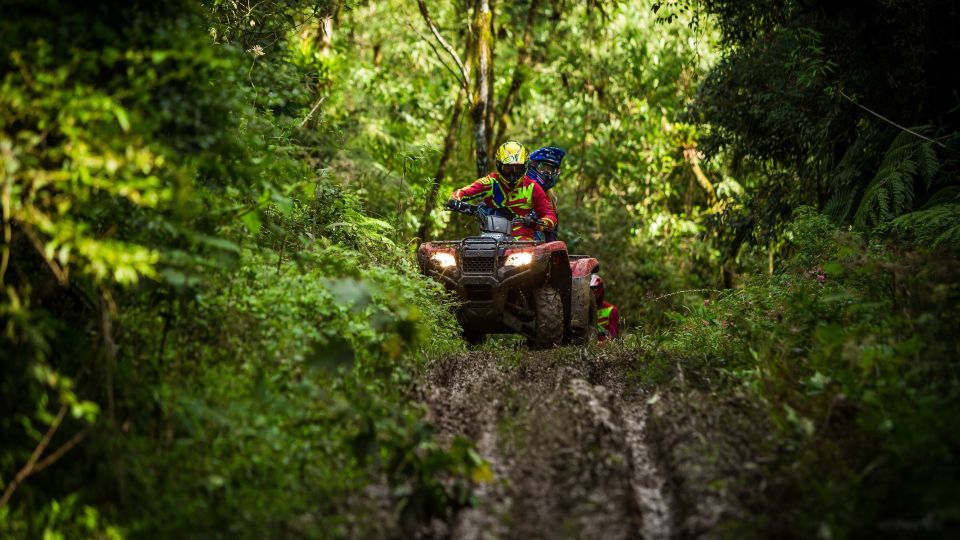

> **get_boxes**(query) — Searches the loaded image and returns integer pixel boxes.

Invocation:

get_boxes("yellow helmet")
[495,141,529,184]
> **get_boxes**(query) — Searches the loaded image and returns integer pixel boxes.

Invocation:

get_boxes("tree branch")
[21,222,68,286]
[407,22,468,91]
[0,176,11,285]
[99,289,118,423]
[838,90,948,150]
[0,405,68,508]
[417,0,470,92]
[299,96,327,128]
[33,425,93,474]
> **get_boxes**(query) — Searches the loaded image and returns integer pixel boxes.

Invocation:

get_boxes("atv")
[417,202,600,347]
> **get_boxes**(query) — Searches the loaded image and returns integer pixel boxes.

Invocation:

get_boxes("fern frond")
[887,203,960,249]
[917,141,940,187]
[824,187,855,222]
[826,124,888,223]
[919,186,960,210]
[853,127,941,230]
[936,222,960,248]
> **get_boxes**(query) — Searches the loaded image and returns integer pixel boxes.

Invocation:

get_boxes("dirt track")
[417,346,704,539]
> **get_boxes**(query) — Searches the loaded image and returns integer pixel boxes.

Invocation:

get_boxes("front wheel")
[530,287,564,348]
[463,330,487,346]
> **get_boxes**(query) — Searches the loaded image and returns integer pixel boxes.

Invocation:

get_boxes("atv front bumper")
[424,257,550,333]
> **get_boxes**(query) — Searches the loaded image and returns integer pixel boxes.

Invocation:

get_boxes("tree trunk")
[471,0,494,177]
[494,0,539,146]
[683,145,717,204]
[417,88,468,244]
[319,16,333,52]
[573,108,593,205]
[484,2,496,167]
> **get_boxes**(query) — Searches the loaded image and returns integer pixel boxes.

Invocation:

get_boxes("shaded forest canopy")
[1,0,958,538]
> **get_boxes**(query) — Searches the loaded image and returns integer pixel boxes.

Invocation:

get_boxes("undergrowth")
[638,207,960,538]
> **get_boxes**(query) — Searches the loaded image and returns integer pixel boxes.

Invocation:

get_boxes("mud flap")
[569,276,593,333]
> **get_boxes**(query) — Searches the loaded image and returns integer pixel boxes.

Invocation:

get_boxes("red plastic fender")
[569,257,600,278]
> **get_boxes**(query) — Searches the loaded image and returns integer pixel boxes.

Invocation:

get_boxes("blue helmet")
[528,146,565,191]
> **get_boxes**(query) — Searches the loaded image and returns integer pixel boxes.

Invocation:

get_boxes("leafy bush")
[113,244,470,537]
[0,1,481,537]
[650,208,960,537]
[0,493,123,540]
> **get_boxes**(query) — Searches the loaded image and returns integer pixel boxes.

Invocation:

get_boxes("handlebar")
[447,200,538,227]
[447,200,483,215]
[515,214,539,227]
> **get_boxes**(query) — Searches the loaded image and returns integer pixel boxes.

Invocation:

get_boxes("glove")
[447,199,463,211]
[536,219,552,231]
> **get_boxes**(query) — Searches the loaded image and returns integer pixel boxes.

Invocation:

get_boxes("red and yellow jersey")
[451,172,557,240]
[597,301,619,341]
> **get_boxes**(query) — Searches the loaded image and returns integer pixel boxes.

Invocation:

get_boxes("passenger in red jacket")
[448,141,557,241]
[591,274,619,341]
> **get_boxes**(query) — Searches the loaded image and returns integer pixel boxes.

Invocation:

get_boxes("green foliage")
[884,186,960,249]
[3,0,960,537]
[0,4,260,534]
[1,42,167,286]
[683,0,960,242]
[0,493,123,540]
[0,1,476,537]
[207,0,338,49]
[319,1,729,317]
[650,209,960,537]
[854,131,940,229]
[888,202,960,250]
[113,243,468,537]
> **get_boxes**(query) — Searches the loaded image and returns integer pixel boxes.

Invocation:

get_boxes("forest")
[1,0,958,538]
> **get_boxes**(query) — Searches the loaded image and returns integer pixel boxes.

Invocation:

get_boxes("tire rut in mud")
[419,349,675,539]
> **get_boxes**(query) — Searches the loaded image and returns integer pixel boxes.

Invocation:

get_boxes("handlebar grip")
[513,215,538,226]
[447,199,480,214]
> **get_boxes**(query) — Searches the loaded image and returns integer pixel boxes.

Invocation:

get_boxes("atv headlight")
[431,252,457,269]
[504,252,533,267]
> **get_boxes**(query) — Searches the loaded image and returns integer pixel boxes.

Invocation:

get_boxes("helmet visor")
[501,163,526,182]
[534,161,560,175]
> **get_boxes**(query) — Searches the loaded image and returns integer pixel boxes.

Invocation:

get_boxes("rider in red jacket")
[591,274,619,341]
[448,141,557,241]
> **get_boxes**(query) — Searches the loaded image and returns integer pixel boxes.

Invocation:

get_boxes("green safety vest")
[597,305,614,333]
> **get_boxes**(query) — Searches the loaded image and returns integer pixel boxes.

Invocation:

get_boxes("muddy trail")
[416,346,758,539]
